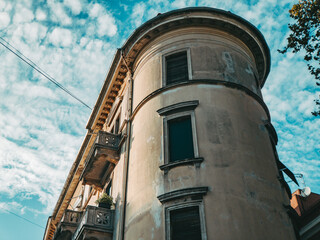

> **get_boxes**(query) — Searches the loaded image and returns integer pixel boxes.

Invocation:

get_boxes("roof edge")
[51,133,91,219]
[86,49,122,130]
[122,7,270,87]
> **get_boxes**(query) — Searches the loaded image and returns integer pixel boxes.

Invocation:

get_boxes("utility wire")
[0,37,92,110]
[0,206,44,229]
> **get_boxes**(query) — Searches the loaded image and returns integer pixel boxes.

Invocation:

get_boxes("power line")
[0,206,44,229]
[0,37,92,110]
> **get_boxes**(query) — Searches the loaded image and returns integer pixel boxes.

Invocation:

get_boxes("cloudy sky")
[0,0,319,239]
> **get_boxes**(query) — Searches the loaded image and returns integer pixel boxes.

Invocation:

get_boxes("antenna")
[288,173,311,197]
[300,187,311,198]
[294,173,306,187]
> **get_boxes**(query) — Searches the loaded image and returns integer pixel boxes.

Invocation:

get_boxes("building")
[290,189,320,240]
[43,7,299,240]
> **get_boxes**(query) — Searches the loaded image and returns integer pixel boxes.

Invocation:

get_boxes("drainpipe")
[119,49,133,240]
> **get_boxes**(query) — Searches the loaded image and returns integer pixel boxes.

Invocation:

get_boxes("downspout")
[119,49,133,240]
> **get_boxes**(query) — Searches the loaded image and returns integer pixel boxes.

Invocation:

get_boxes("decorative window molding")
[157,101,202,171]
[157,100,199,116]
[164,112,199,169]
[162,49,192,87]
[157,187,208,204]
[159,157,204,173]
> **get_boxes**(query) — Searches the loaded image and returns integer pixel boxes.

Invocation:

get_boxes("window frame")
[163,110,199,163]
[162,49,192,87]
[105,179,112,196]
[114,115,120,134]
[157,101,203,172]
[165,201,207,240]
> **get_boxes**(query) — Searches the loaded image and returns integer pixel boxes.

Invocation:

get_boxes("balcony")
[81,131,121,188]
[53,210,82,240]
[72,206,114,240]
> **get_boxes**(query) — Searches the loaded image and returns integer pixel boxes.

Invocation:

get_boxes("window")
[165,111,198,164]
[168,116,194,162]
[165,51,189,85]
[170,206,202,240]
[165,200,207,240]
[105,180,112,195]
[157,101,203,171]
[114,116,120,134]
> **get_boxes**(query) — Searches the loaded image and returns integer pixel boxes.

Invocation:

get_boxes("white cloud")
[35,8,46,21]
[172,0,196,8]
[88,3,117,37]
[64,0,82,15]
[13,7,34,24]
[132,3,146,27]
[0,201,22,213]
[89,3,104,18]
[0,11,10,29]
[0,0,11,12]
[97,14,117,37]
[0,0,319,231]
[22,22,47,43]
[48,27,73,47]
[0,0,5,11]
[48,0,72,26]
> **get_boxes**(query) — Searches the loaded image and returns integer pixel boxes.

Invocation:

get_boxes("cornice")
[86,7,270,131]
[131,80,271,122]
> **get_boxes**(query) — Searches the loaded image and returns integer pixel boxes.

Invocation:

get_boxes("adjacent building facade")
[290,189,320,240]
[43,7,298,240]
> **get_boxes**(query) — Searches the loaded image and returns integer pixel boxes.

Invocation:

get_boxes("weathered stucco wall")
[46,8,287,240]
[132,27,262,112]
[121,27,295,240]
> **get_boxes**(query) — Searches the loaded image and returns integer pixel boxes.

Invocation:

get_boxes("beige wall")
[132,27,261,112]
[120,27,295,240]
[47,10,284,240]
[65,24,294,240]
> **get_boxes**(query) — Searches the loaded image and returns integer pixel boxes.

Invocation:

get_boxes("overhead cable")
[0,37,92,110]
[0,206,44,229]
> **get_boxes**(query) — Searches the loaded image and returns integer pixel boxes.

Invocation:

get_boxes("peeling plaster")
[151,180,162,229]
[147,136,155,143]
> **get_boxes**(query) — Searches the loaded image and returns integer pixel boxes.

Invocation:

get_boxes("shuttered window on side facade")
[170,206,202,240]
[166,51,188,84]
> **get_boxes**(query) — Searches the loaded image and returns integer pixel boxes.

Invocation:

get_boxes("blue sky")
[0,0,319,239]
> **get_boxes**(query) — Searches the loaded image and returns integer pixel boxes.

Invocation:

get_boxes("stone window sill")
[159,157,204,173]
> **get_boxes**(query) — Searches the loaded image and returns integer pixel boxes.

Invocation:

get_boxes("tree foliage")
[279,0,320,116]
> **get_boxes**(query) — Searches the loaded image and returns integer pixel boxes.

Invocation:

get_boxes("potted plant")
[95,193,113,209]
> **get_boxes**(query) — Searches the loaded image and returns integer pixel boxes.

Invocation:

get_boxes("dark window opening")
[168,116,194,162]
[166,51,188,85]
[170,206,202,240]
[114,116,120,134]
[106,180,112,196]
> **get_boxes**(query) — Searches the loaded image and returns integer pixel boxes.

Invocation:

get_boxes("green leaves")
[280,0,320,115]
